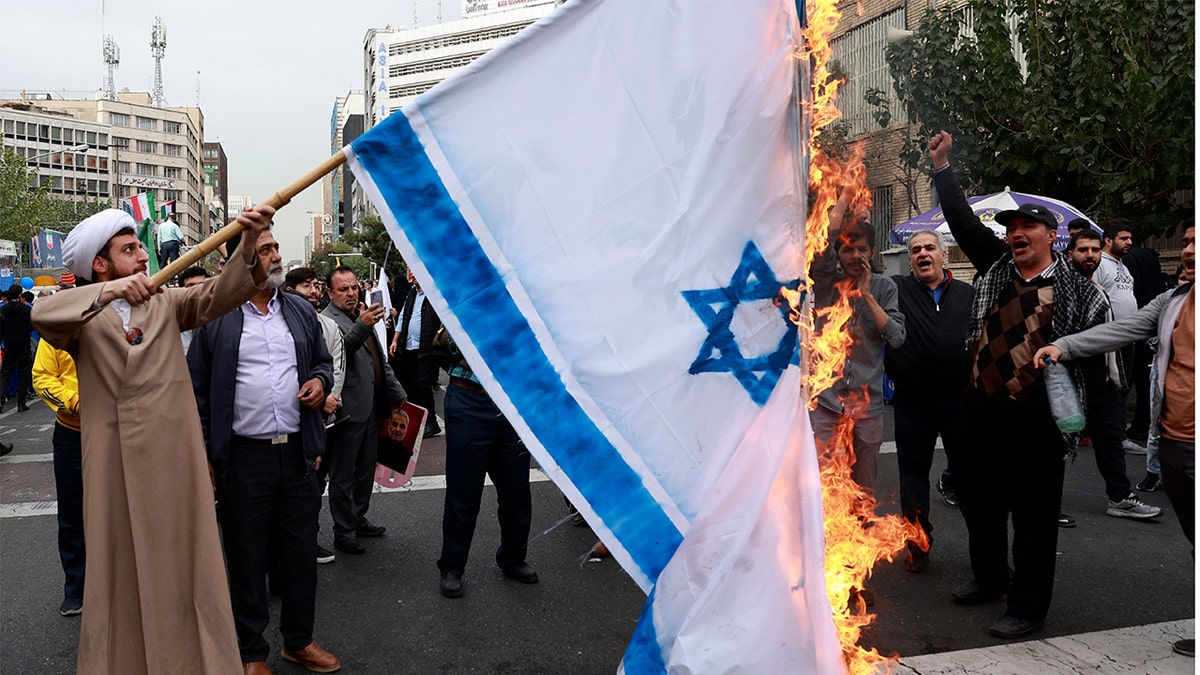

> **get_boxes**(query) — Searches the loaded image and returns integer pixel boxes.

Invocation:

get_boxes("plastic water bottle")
[1043,357,1086,433]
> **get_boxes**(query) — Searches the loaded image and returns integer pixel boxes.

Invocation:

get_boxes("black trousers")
[52,423,85,602]
[961,399,1065,622]
[1160,437,1195,546]
[1085,383,1132,501]
[437,384,531,574]
[0,348,31,405]
[218,436,319,661]
[327,418,378,544]
[892,389,967,538]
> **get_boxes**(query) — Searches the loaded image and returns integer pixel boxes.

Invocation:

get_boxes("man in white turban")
[32,206,275,675]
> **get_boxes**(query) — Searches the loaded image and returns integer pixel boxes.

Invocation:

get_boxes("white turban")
[62,209,138,282]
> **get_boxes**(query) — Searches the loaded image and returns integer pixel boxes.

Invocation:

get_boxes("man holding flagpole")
[31,205,274,674]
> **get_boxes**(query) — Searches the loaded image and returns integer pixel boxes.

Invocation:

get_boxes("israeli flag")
[347,0,840,671]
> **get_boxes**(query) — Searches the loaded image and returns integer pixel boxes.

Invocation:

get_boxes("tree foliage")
[1,147,111,263]
[306,241,371,282]
[342,214,408,281]
[885,0,1194,237]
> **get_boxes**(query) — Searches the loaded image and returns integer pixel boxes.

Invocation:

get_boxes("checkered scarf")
[969,251,1112,446]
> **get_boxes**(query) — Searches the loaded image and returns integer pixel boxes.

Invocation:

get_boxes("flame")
[785,1,930,673]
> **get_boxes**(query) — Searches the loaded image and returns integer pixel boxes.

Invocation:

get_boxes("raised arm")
[928,132,1007,272]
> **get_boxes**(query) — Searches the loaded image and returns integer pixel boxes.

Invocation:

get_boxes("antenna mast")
[151,18,168,107]
[102,35,120,101]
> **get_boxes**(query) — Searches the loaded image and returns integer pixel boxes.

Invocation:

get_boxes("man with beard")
[929,131,1109,639]
[188,231,340,673]
[321,266,406,555]
[1065,229,1161,520]
[1093,220,1142,454]
[885,230,972,573]
[32,206,273,673]
[1037,221,1195,657]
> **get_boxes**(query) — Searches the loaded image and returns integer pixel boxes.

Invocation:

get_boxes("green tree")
[885,0,1194,237]
[1,147,111,266]
[342,214,408,281]
[307,241,371,281]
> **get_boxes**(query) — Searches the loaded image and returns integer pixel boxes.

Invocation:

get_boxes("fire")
[784,1,930,673]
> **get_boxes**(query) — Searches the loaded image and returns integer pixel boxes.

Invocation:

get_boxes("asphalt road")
[1,396,1193,673]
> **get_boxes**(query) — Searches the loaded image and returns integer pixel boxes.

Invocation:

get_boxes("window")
[98,157,108,171]
[164,189,181,203]
[118,161,130,173]
[136,140,157,153]
[135,116,157,131]
[136,163,157,176]
[164,144,182,157]
[87,131,98,145]
[165,166,182,178]
[870,185,894,266]
[97,133,107,147]
[164,121,181,134]
[114,136,130,149]
[63,128,73,142]
[50,126,61,140]
[110,112,129,126]
[119,185,132,199]
[830,9,907,136]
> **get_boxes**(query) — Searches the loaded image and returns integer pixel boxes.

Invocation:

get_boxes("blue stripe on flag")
[351,114,684,582]
[623,589,667,673]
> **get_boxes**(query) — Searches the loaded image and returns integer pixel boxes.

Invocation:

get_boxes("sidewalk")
[896,619,1195,675]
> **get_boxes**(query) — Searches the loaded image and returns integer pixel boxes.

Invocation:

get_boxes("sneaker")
[1122,438,1148,455]
[904,541,929,574]
[1057,513,1077,528]
[1107,494,1163,519]
[316,545,336,564]
[59,598,83,616]
[1173,638,1195,657]
[1135,472,1162,492]
[936,478,959,509]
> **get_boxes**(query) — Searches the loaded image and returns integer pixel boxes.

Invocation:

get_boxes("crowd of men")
[0,128,1193,670]
[2,206,540,674]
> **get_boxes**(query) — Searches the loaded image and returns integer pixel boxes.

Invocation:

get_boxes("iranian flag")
[159,200,175,220]
[129,192,155,223]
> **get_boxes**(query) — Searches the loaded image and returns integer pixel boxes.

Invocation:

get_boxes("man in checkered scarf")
[927,131,1108,641]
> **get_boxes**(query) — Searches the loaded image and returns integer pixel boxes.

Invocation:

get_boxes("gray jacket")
[321,303,406,423]
[1052,283,1193,437]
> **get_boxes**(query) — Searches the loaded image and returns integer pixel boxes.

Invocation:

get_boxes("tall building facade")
[328,92,364,241]
[1,102,116,217]
[13,92,208,244]
[202,141,228,236]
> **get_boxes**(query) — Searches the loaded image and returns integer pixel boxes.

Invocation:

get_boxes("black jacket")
[885,272,974,395]
[188,291,334,485]
[0,300,33,353]
[398,287,452,366]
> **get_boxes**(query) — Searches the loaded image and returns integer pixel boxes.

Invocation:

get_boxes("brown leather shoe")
[282,641,341,673]
[243,662,273,675]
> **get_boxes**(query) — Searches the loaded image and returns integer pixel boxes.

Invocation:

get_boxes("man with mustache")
[929,131,1109,639]
[188,230,340,674]
[884,230,973,573]
[32,206,273,673]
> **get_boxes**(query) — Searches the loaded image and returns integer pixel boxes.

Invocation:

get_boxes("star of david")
[682,241,802,406]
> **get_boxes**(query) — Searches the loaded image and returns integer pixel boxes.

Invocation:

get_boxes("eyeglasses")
[125,327,144,346]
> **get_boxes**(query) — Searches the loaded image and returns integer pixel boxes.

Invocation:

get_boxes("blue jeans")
[437,384,531,573]
[52,423,85,602]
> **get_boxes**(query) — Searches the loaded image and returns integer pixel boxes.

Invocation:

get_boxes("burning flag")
[347,0,845,671]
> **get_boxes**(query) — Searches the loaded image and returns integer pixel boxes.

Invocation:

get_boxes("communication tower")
[151,18,168,107]
[102,35,120,101]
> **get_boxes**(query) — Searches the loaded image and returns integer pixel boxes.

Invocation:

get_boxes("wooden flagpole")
[150,149,348,287]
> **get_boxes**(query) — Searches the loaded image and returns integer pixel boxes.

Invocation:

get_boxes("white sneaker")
[1106,494,1162,519]
[1122,439,1148,455]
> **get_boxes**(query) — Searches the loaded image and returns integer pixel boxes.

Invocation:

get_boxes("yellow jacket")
[32,339,80,431]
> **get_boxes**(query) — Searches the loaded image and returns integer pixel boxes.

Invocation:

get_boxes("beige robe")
[32,260,260,675]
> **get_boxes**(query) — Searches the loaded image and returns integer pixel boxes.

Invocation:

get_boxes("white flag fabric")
[347,0,841,671]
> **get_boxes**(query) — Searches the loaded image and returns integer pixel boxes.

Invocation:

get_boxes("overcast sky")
[1,1,462,263]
